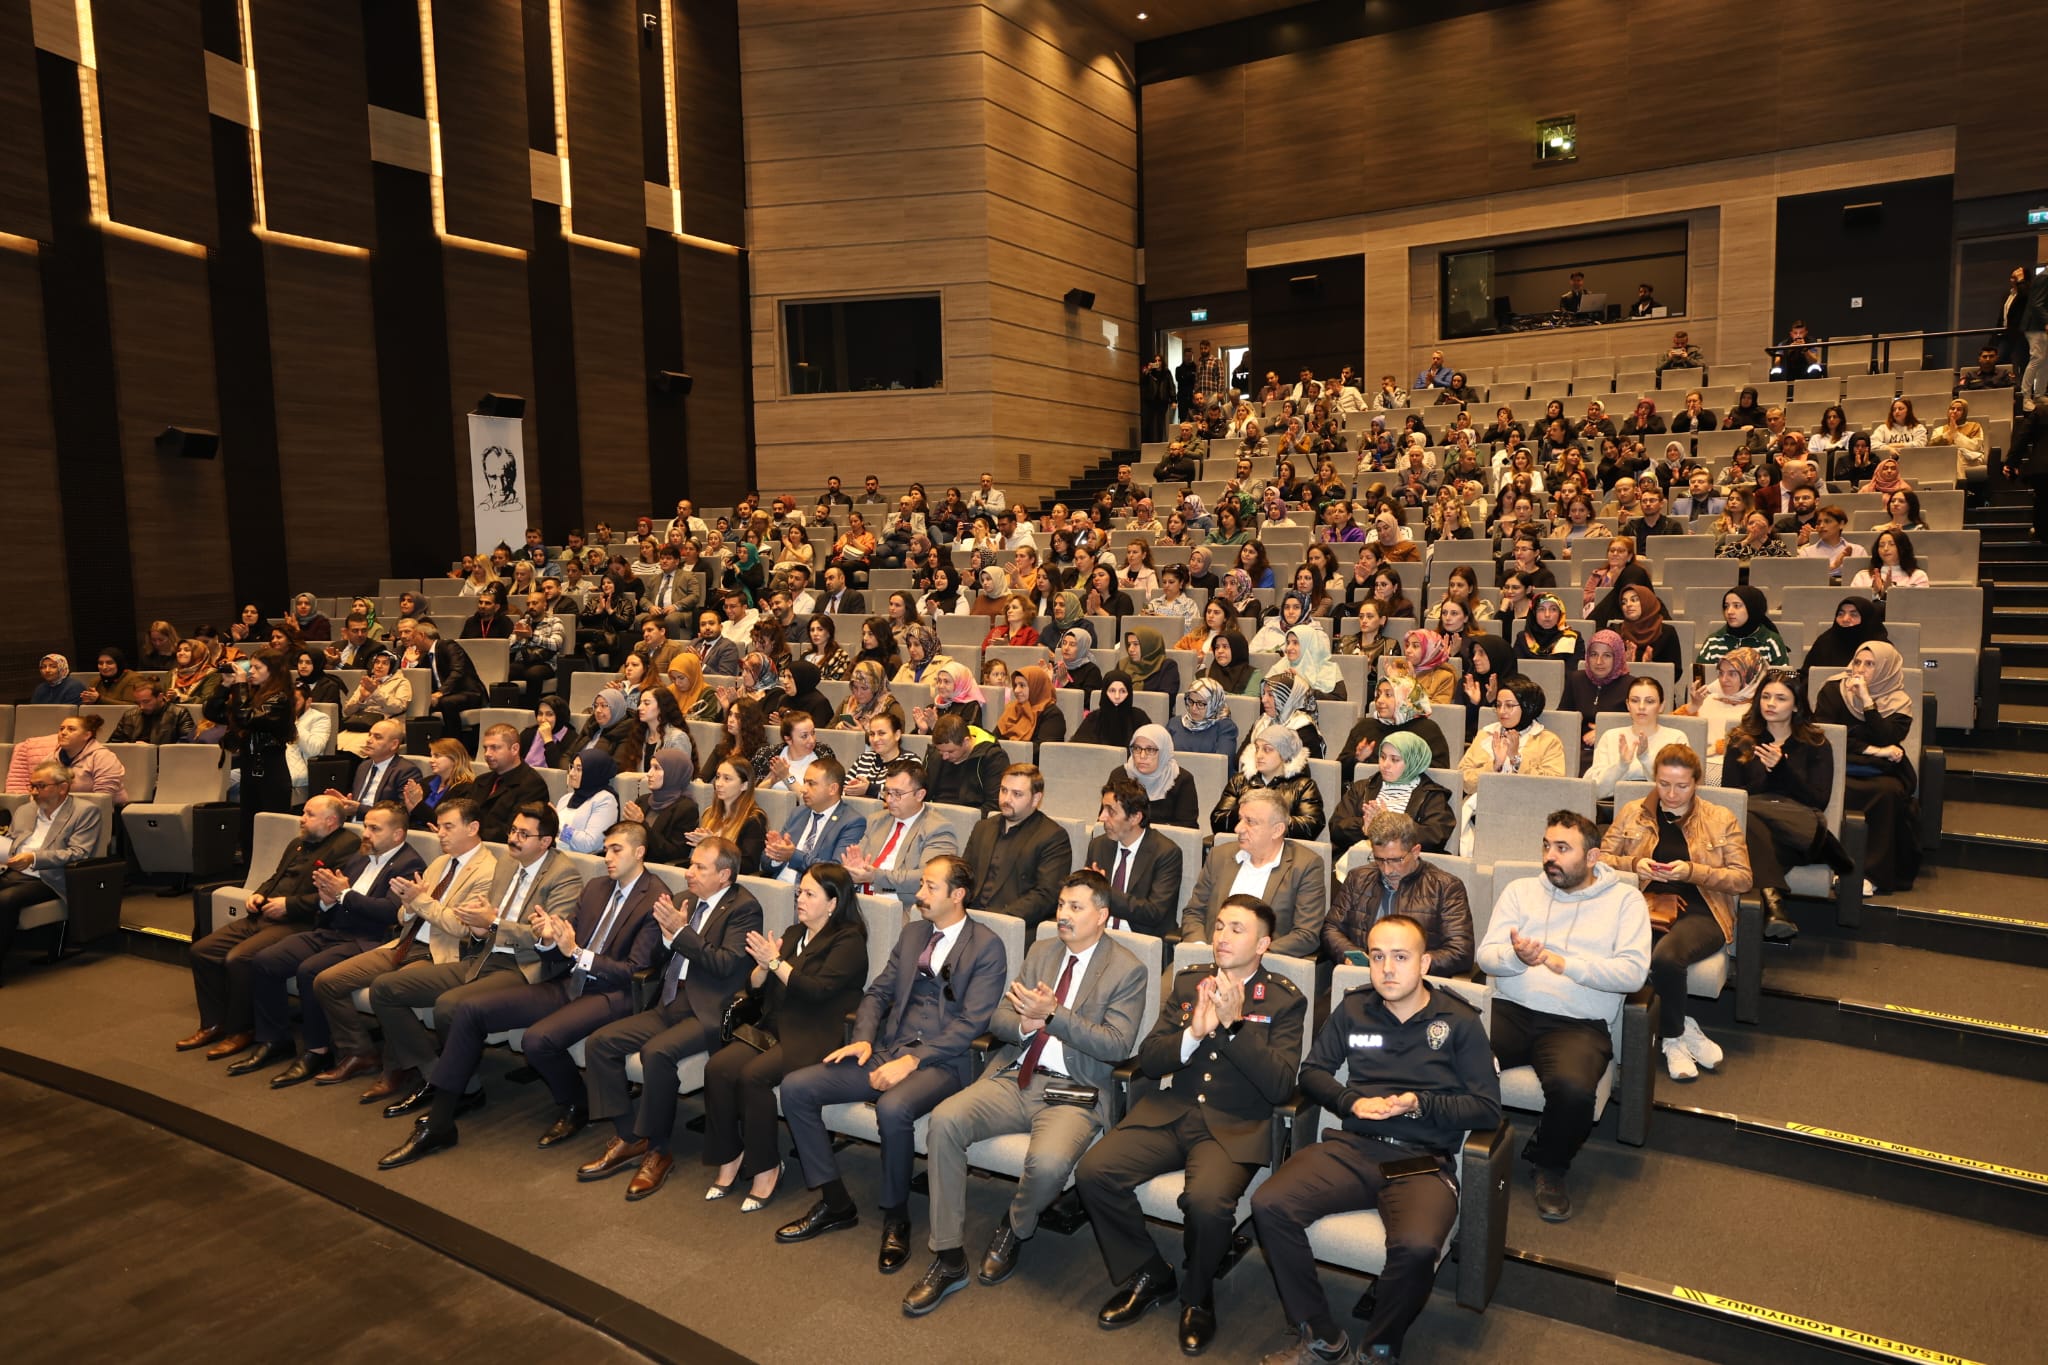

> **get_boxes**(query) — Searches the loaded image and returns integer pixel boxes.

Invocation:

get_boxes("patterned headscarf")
[1583,629,1631,687]
[1180,677,1228,731]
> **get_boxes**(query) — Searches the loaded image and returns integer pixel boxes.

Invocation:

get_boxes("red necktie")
[1113,847,1131,893]
[865,820,906,893]
[1016,953,1077,1089]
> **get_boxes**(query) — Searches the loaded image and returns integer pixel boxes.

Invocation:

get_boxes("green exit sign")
[2030,207,2048,227]
[1190,308,1209,322]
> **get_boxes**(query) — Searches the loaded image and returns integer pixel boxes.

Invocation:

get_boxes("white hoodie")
[1476,862,1650,1025]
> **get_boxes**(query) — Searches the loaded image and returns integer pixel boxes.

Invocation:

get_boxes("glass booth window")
[783,296,944,394]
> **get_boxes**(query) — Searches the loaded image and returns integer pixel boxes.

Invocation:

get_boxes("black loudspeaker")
[1063,287,1095,310]
[475,392,527,418]
[156,426,219,460]
[654,369,693,394]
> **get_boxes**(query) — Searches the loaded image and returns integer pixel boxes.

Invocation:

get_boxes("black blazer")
[1085,829,1183,937]
[540,873,664,997]
[1123,963,1305,1165]
[318,844,428,939]
[256,827,363,924]
[856,917,1008,1083]
[347,755,418,808]
[643,797,702,866]
[759,919,870,1070]
[430,640,482,699]
[470,763,552,843]
[1142,768,1201,829]
[963,809,1075,938]
[650,881,763,1033]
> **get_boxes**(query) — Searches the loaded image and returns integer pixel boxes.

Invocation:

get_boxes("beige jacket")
[1600,795,1752,940]
[384,845,502,965]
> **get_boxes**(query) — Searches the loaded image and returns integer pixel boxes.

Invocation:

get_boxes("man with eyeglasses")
[961,765,1074,940]
[842,759,959,912]
[1322,812,1474,977]
[0,762,103,986]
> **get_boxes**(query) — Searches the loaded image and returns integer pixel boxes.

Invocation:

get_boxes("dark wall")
[7,0,750,698]
[1248,256,1364,393]
[1774,177,1955,349]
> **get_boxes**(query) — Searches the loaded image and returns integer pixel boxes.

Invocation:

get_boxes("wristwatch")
[767,957,785,973]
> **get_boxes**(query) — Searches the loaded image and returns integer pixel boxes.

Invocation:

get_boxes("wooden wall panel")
[0,251,69,696]
[678,243,749,503]
[0,2,49,241]
[672,0,744,244]
[560,0,645,246]
[103,240,231,631]
[248,0,374,246]
[430,0,533,248]
[1137,69,1245,300]
[441,245,536,523]
[263,245,388,592]
[568,245,651,522]
[90,0,217,245]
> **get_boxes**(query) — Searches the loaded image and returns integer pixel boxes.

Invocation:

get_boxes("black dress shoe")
[902,1258,969,1316]
[1179,1300,1217,1356]
[226,1038,295,1077]
[979,1217,1024,1284]
[270,1052,325,1089]
[383,1081,436,1119]
[878,1218,913,1274]
[1760,888,1800,941]
[537,1104,587,1148]
[378,1120,458,1170]
[1098,1267,1178,1328]
[775,1200,860,1244]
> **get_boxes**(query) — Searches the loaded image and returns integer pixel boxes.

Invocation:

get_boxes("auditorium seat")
[123,745,232,874]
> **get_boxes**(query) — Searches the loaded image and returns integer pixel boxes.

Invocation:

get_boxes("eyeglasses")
[27,780,63,790]
[1129,744,1160,757]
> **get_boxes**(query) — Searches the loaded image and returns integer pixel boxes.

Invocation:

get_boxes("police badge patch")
[1426,1020,1450,1051]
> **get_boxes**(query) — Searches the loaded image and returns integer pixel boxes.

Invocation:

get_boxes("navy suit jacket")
[538,872,665,998]
[856,917,1007,1083]
[318,843,428,939]
[348,755,418,808]
[763,802,868,877]
[652,881,763,1033]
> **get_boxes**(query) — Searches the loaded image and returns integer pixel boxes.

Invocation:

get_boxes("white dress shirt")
[1021,938,1097,1077]
[417,844,482,943]
[1226,842,1284,903]
[664,879,726,979]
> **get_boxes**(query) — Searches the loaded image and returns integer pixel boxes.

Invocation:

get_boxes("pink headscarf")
[1583,629,1631,687]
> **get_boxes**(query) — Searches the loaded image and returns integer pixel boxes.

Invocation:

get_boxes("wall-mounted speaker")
[1063,287,1095,310]
[654,370,694,395]
[155,426,219,460]
[475,392,526,418]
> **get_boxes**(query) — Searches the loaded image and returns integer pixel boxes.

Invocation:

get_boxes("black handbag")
[720,989,776,1051]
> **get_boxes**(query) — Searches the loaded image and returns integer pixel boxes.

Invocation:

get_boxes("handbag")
[719,988,763,1043]
[1643,889,1686,933]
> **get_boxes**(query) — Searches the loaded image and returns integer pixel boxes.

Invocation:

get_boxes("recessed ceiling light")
[1136,11,1148,18]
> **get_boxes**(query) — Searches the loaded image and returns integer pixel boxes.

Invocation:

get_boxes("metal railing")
[1766,326,2004,376]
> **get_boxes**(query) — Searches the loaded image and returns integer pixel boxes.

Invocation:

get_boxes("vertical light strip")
[659,0,681,233]
[236,0,266,228]
[417,0,446,232]
[547,0,573,226]
[72,0,107,219]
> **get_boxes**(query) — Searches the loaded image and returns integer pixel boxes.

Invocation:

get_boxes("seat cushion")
[822,1100,930,1156]
[1499,1061,1614,1122]
[1686,950,1730,999]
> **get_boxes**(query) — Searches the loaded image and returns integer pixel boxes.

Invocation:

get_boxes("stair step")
[1990,607,2048,635]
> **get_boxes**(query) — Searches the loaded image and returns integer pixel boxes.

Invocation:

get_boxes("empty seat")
[123,745,232,874]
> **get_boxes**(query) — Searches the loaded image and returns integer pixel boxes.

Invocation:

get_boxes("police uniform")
[1074,961,1305,1309]
[1250,982,1501,1356]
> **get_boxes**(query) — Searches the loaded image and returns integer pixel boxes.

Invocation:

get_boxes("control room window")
[783,295,944,394]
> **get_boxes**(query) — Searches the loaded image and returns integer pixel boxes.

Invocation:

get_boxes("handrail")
[1764,326,2001,374]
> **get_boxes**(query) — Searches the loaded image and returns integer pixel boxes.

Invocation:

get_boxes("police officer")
[1251,915,1501,1365]
[1074,894,1305,1355]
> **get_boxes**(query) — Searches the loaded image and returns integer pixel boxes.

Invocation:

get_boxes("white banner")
[467,413,530,555]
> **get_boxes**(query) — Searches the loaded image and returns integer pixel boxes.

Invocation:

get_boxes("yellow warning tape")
[1666,1286,1985,1364]
[1897,905,2048,930]
[1873,1003,2048,1039]
[1781,1123,2048,1186]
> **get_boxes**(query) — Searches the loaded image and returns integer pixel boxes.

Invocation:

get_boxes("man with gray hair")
[1180,788,1327,958]
[0,761,103,984]
[1323,811,1475,976]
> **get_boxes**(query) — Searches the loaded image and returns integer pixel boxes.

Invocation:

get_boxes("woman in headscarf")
[1119,722,1197,827]
[1122,626,1180,696]
[1249,592,1310,655]
[1214,568,1259,619]
[914,661,988,735]
[1399,628,1458,705]
[80,647,147,705]
[968,564,1012,619]
[553,748,621,853]
[519,695,576,770]
[996,665,1065,749]
[1074,670,1144,749]
[1241,668,1324,761]
[163,639,223,707]
[1678,645,1766,781]
[585,686,646,773]
[1513,593,1582,668]
[1581,537,1653,626]
[1050,625,1103,704]
[1696,585,1789,668]
[1168,677,1239,757]
[1211,723,1325,838]
[1329,729,1454,864]
[622,745,699,865]
[1562,629,1634,751]
[832,659,894,731]
[294,648,345,706]
[771,659,827,729]
[891,623,951,685]
[1802,596,1887,676]
[1342,673,1451,784]
[1813,641,1919,894]
[1281,624,1345,701]
[1456,675,1564,843]
[667,651,718,723]
[1612,584,1681,667]
[1724,670,1852,939]
[1043,589,1087,646]
[1201,629,1260,699]
[1454,633,1512,725]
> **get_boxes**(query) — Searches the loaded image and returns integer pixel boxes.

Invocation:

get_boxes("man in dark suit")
[176,795,358,1062]
[245,801,426,1086]
[689,606,743,677]
[776,855,1008,1273]
[1075,896,1305,1353]
[324,719,417,819]
[962,765,1074,940]
[326,612,380,670]
[414,622,484,739]
[469,723,551,842]
[1179,789,1327,959]
[816,565,865,616]
[760,755,868,883]
[906,870,1149,1316]
[378,811,664,1169]
[1087,774,1184,937]
[574,835,761,1199]
[926,714,1007,815]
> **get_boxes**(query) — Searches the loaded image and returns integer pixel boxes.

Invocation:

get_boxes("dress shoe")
[577,1137,650,1181]
[271,1053,326,1089]
[205,1031,256,1061]
[358,1067,420,1104]
[1098,1267,1177,1328]
[775,1200,860,1243]
[378,1119,459,1170]
[174,1025,223,1052]
[1760,888,1800,941]
[626,1151,675,1201]
[878,1218,913,1274]
[1534,1169,1574,1221]
[1179,1300,1217,1356]
[226,1038,295,1077]
[537,1105,587,1148]
[314,1054,380,1086]
[901,1257,969,1316]
[978,1217,1024,1284]
[383,1083,486,1121]
[740,1175,782,1214]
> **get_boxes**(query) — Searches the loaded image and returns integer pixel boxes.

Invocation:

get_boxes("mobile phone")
[1344,950,1368,967]
[1379,1155,1441,1181]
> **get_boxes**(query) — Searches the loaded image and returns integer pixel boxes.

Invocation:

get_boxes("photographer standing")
[205,647,297,861]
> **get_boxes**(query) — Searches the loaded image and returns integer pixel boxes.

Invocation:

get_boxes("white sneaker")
[1679,1017,1723,1071]
[1662,1038,1698,1082]
[1862,879,1876,899]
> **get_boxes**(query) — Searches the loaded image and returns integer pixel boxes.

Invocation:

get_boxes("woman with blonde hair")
[405,737,476,828]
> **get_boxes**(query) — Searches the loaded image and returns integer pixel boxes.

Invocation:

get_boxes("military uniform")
[1075,961,1306,1309]
[1251,982,1500,1356]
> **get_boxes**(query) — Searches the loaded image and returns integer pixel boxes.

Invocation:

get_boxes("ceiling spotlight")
[1137,11,1148,19]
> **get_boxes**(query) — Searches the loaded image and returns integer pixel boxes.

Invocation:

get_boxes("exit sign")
[2030,207,2048,227]
[1190,308,1209,322]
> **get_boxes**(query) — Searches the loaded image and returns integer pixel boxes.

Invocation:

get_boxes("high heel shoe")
[704,1181,736,1201]
[741,1175,782,1213]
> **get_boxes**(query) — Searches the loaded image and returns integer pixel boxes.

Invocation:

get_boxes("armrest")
[1732,895,1763,1027]
[1112,1057,1159,1112]
[1835,811,1869,928]
[631,966,660,1013]
[1617,984,1657,1148]
[1455,1120,1513,1312]
[1272,1090,1318,1168]
[969,1032,998,1057]
[1918,745,1945,853]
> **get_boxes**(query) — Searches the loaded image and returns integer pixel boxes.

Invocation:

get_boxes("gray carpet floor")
[1763,934,2048,1030]
[0,954,1710,1365]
